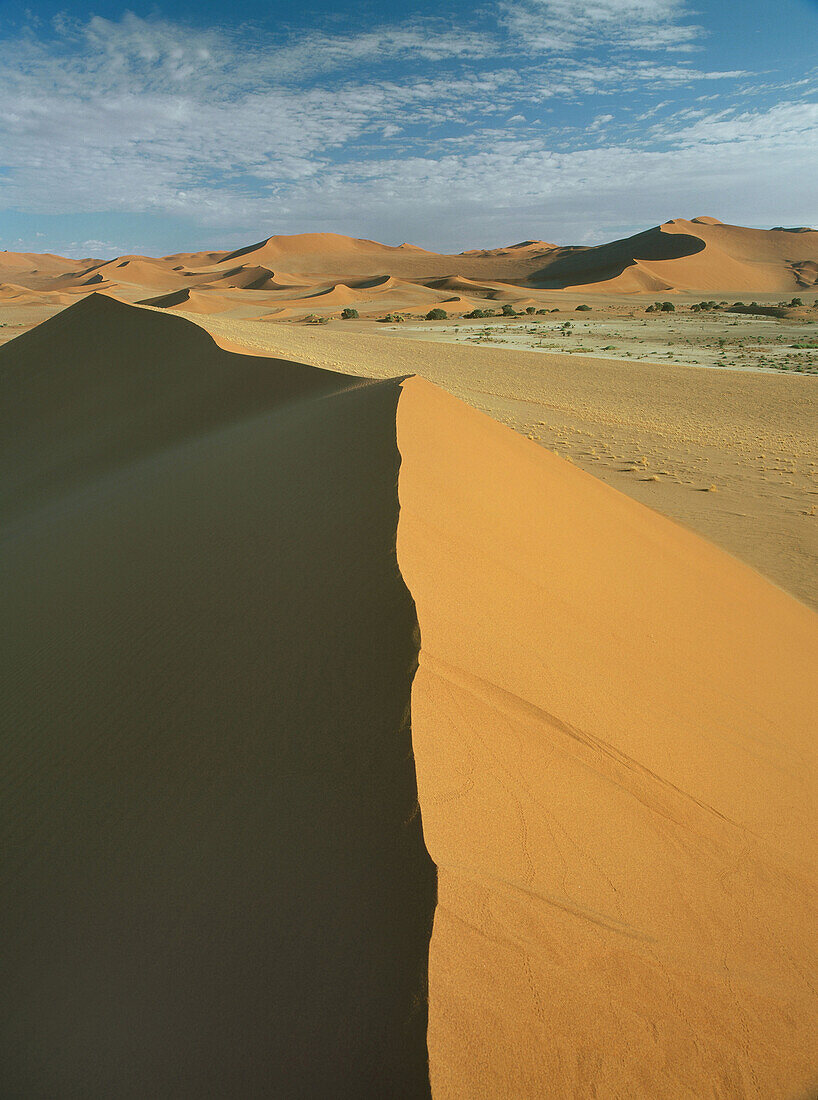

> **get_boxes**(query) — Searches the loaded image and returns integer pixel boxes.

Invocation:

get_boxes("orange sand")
[2,218,816,317]
[1,298,816,1097]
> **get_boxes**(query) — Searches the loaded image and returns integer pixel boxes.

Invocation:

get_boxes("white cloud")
[501,0,703,54]
[0,8,813,252]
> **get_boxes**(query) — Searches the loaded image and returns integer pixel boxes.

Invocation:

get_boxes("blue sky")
[0,0,816,257]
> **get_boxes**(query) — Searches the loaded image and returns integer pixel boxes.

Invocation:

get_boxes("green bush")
[576,304,591,311]
[791,297,803,307]
[661,301,675,312]
[426,308,447,320]
[525,306,536,314]
[341,307,359,319]
[727,303,788,318]
[501,303,517,316]
[465,308,494,319]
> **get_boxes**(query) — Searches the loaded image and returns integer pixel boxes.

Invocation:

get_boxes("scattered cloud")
[0,5,814,251]
[501,0,703,54]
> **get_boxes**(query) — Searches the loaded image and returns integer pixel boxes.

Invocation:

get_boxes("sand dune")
[301,282,369,306]
[426,275,527,300]
[0,281,85,306]
[2,220,816,313]
[197,314,817,611]
[194,265,311,291]
[68,256,189,292]
[0,251,91,285]
[397,377,818,1097]
[1,297,816,1095]
[536,218,818,293]
[159,232,557,283]
[0,294,358,518]
[138,287,240,314]
[0,298,433,1095]
[0,281,32,299]
[219,231,438,268]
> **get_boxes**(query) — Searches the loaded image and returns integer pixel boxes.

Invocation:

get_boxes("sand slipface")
[395,376,818,1098]
[0,298,436,1096]
[1,298,817,1097]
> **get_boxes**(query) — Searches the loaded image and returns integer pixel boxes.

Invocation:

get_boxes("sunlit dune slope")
[531,217,818,292]
[1,298,816,1097]
[164,232,557,283]
[3,219,817,303]
[397,377,818,1098]
[0,251,93,285]
[137,287,240,313]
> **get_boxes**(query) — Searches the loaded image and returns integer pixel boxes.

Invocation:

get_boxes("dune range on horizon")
[1,295,817,1097]
[2,217,818,323]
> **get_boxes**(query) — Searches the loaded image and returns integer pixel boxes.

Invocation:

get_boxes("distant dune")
[528,218,818,292]
[138,287,239,314]
[3,219,816,317]
[1,296,816,1096]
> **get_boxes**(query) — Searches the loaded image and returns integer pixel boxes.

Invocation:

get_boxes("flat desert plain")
[1,218,817,1098]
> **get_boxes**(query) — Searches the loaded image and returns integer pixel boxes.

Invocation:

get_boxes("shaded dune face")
[0,294,360,520]
[0,300,436,1097]
[529,226,706,288]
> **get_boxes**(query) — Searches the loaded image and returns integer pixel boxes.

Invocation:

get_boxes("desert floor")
[390,312,818,374]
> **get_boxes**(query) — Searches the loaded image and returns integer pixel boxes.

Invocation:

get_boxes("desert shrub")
[341,307,359,319]
[304,314,328,324]
[465,308,493,318]
[576,303,591,311]
[502,303,517,316]
[791,297,803,306]
[525,306,536,314]
[426,308,447,320]
[536,308,548,314]
[661,301,675,312]
[727,303,788,318]
[378,312,406,323]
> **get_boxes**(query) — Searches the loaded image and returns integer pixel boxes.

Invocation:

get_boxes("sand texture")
[1,297,816,1097]
[397,377,818,1098]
